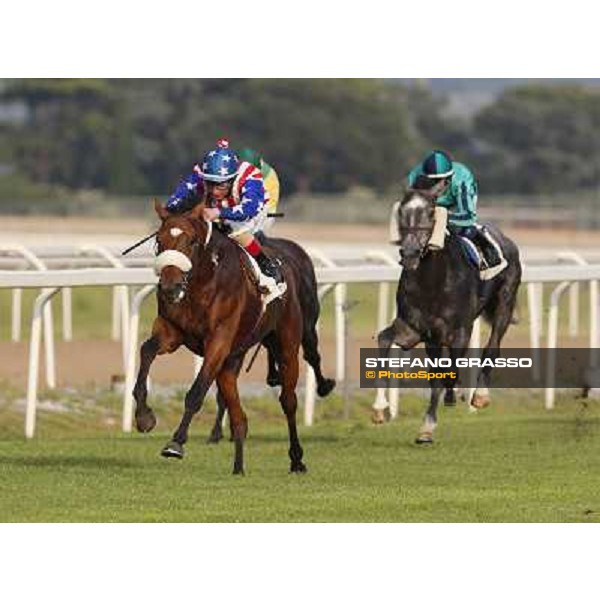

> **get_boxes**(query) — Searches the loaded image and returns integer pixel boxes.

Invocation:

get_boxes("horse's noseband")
[153,249,193,276]
[399,225,432,261]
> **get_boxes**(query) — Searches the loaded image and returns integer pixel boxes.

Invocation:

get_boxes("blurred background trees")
[0,78,598,212]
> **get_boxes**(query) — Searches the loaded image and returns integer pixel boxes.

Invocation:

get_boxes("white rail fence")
[1,244,597,347]
[2,260,600,438]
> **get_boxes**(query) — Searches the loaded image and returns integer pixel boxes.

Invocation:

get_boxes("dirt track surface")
[3,214,600,247]
[0,336,370,390]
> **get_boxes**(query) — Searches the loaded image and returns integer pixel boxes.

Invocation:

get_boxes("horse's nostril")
[174,285,185,302]
[159,281,186,303]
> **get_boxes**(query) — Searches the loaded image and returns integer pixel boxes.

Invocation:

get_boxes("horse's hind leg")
[474,275,520,408]
[416,345,445,444]
[134,317,182,433]
[263,332,281,387]
[276,326,306,473]
[302,321,335,397]
[207,391,227,444]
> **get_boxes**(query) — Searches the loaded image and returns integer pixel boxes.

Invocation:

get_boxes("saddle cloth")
[455,227,508,281]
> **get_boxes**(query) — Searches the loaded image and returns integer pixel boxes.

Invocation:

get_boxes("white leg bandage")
[429,206,448,250]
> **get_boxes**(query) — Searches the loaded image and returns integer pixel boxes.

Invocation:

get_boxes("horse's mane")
[412,174,440,191]
[400,185,437,207]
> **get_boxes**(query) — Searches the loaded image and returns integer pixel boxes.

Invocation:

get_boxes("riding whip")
[121,230,158,256]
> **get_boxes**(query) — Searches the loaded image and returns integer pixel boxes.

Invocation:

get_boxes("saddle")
[454,225,508,281]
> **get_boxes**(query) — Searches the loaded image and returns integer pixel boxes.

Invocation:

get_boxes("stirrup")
[260,258,284,284]
[479,258,508,281]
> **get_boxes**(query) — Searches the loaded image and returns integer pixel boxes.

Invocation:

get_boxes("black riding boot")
[471,227,501,268]
[255,231,268,245]
[256,252,283,284]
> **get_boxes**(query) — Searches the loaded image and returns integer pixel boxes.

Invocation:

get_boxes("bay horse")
[378,186,521,443]
[132,200,332,474]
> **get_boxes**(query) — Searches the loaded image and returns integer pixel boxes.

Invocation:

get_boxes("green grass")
[1,390,599,522]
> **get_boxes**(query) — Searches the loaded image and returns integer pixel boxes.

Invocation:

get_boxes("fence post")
[123,284,157,433]
[545,281,572,409]
[26,287,60,438]
[0,244,56,389]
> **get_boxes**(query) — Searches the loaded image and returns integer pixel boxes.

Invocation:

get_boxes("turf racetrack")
[0,393,598,522]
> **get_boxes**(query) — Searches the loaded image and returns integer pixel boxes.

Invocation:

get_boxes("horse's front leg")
[444,330,471,407]
[162,338,230,459]
[215,356,247,475]
[416,345,444,444]
[134,317,182,433]
[378,317,421,351]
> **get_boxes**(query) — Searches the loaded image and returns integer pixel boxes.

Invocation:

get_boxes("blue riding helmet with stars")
[198,139,240,183]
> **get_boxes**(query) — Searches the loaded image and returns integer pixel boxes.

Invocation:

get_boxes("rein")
[179,219,213,288]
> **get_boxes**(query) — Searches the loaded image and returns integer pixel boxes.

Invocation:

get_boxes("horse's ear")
[154,199,169,221]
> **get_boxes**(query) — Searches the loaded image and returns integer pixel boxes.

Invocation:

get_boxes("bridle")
[397,205,434,260]
[180,219,213,289]
[154,218,214,295]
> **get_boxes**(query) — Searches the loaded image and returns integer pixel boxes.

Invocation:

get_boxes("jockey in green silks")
[408,150,478,229]
[392,149,507,281]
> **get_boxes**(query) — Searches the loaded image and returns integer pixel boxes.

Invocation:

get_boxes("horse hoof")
[266,374,281,387]
[317,378,336,397]
[206,430,223,445]
[161,441,184,459]
[471,390,491,409]
[444,398,456,407]
[135,409,157,433]
[371,408,389,425]
[415,434,434,445]
[232,467,245,476]
[290,462,308,474]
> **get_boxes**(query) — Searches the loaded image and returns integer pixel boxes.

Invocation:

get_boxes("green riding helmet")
[238,147,263,169]
[422,150,454,179]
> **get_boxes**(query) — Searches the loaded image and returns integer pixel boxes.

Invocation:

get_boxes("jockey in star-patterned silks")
[166,138,283,284]
[398,149,507,280]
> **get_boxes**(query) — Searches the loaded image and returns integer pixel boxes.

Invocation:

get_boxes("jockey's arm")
[166,168,204,213]
[218,178,266,222]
